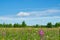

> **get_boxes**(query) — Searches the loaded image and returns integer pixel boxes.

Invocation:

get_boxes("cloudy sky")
[0,0,60,25]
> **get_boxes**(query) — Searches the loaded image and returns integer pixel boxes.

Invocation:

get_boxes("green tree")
[21,21,26,27]
[35,24,39,28]
[3,23,7,27]
[13,23,21,28]
[46,22,52,28]
[13,23,18,27]
[3,23,9,27]
[55,22,60,27]
[0,24,3,27]
[8,24,12,28]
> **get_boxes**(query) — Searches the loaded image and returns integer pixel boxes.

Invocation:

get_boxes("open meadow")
[0,28,59,40]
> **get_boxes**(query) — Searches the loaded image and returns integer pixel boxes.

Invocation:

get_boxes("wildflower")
[39,30,44,37]
[39,29,45,40]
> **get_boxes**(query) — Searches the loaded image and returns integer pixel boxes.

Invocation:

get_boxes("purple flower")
[39,30,44,37]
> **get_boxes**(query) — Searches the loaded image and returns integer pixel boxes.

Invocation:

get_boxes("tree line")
[0,21,60,28]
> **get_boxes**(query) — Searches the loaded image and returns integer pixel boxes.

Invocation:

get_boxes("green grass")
[0,28,59,40]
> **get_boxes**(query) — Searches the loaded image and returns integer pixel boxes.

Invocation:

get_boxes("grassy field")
[0,28,59,40]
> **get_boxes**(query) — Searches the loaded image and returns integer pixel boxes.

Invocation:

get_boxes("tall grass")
[0,28,59,40]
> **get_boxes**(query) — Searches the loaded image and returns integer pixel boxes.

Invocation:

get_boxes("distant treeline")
[0,21,60,28]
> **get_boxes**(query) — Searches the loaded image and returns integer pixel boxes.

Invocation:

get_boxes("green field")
[0,28,59,40]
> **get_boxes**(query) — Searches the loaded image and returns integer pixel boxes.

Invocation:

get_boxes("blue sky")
[0,0,60,25]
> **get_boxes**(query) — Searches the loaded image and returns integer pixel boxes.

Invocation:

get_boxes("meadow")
[0,28,59,40]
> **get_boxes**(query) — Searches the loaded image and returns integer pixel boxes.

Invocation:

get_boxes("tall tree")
[0,24,2,27]
[8,24,12,28]
[3,23,6,27]
[22,21,26,27]
[55,22,60,27]
[13,23,22,27]
[13,23,18,27]
[35,24,39,28]
[46,22,52,28]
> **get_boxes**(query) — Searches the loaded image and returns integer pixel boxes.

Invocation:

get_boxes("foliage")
[46,22,52,28]
[21,21,27,27]
[0,21,60,28]
[55,22,60,27]
[13,23,22,28]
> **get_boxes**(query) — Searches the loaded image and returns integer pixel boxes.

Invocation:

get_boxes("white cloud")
[16,9,60,17]
[1,9,60,21]
[0,17,12,20]
[38,9,60,13]
[0,16,60,21]
[29,9,60,16]
[17,12,30,16]
[45,9,60,13]
[0,16,60,25]
[0,9,60,25]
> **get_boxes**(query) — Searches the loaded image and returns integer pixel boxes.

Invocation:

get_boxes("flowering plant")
[39,30,44,37]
